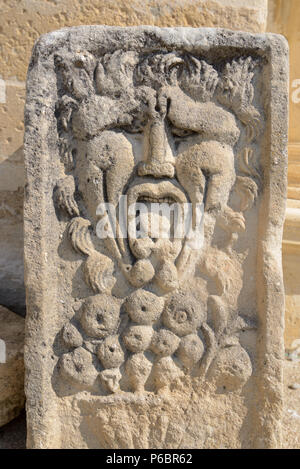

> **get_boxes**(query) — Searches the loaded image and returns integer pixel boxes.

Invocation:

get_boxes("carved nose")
[138,116,175,178]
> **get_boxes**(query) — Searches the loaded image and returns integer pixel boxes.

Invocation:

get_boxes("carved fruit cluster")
[58,289,208,395]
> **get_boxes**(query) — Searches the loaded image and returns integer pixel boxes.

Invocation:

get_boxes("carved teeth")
[137,196,177,205]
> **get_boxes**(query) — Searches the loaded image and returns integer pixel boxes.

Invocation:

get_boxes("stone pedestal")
[24,26,288,449]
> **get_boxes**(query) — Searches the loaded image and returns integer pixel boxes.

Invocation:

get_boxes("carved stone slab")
[24,26,288,449]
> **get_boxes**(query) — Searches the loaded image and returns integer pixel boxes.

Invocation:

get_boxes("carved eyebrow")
[166,106,201,134]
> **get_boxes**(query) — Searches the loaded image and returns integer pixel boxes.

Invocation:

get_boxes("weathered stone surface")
[0,305,25,427]
[24,26,288,449]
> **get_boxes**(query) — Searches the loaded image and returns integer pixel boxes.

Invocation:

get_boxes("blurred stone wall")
[268,0,300,348]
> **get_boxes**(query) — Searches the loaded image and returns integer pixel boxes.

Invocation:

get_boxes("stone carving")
[24,27,288,448]
[54,47,260,396]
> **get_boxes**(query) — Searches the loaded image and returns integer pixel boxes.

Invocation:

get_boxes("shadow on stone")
[0,409,26,449]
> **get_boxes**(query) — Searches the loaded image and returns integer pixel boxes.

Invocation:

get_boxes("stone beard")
[24,27,288,449]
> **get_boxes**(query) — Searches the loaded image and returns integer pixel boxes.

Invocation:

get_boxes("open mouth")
[126,180,187,207]
[123,179,189,249]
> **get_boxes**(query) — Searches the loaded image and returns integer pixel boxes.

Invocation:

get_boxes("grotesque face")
[55,47,261,399]
[69,52,240,289]
[55,50,257,297]
[80,294,120,339]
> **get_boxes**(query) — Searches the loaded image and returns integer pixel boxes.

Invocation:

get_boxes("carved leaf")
[84,252,116,294]
[180,57,219,101]
[68,217,94,255]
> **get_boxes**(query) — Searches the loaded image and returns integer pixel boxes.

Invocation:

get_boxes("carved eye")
[122,121,145,134]
[171,127,196,138]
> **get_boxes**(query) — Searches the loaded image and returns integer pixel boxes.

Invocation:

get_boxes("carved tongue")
[129,202,183,262]
[135,201,175,241]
